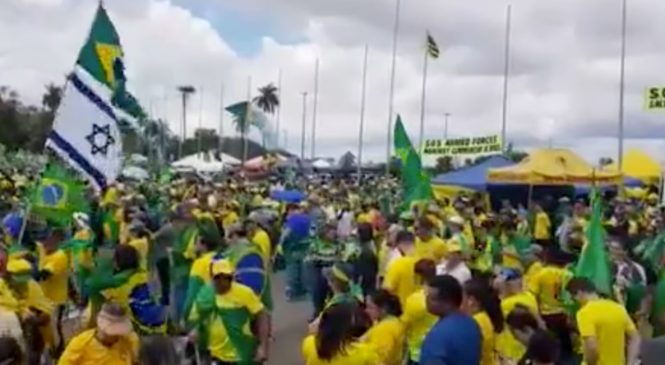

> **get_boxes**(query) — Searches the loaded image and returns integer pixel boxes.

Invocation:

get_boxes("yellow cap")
[211,259,234,277]
[7,259,31,274]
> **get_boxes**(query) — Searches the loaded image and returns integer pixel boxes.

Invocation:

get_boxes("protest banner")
[422,135,503,156]
[644,87,665,110]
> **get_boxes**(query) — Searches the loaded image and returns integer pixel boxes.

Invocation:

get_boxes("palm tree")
[42,83,63,114]
[253,83,279,114]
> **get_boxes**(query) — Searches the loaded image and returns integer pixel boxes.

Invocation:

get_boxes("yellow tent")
[487,148,622,185]
[606,149,661,184]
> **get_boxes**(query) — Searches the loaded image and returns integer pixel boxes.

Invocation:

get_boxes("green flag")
[30,163,89,226]
[77,4,145,126]
[574,189,612,295]
[393,115,432,207]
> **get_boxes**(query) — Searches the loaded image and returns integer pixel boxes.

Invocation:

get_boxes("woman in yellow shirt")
[302,303,379,365]
[362,289,405,365]
[463,279,504,365]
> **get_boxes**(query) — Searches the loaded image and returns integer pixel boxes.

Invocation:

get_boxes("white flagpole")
[500,4,512,153]
[218,83,224,153]
[311,58,320,159]
[618,0,627,171]
[386,0,402,174]
[358,44,369,179]
[276,68,282,149]
[444,112,450,139]
[300,92,308,161]
[418,42,429,151]
[243,76,252,163]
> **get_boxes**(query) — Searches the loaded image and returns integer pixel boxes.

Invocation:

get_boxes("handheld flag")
[46,4,133,190]
[574,189,612,296]
[30,164,89,226]
[426,32,440,59]
[394,115,432,207]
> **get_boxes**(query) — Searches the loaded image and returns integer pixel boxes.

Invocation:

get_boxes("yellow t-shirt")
[37,245,70,306]
[251,229,272,265]
[523,261,543,293]
[72,229,94,270]
[302,335,380,365]
[401,289,437,361]
[496,291,538,362]
[127,237,149,270]
[576,298,637,365]
[58,329,139,365]
[383,255,419,307]
[415,236,447,262]
[534,212,551,240]
[528,266,566,315]
[362,316,405,365]
[192,282,264,362]
[474,311,497,365]
[222,211,239,231]
[189,251,218,283]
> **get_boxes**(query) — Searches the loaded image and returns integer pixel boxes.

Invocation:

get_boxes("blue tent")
[431,155,514,191]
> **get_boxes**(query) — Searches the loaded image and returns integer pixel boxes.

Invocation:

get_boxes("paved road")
[268,273,310,365]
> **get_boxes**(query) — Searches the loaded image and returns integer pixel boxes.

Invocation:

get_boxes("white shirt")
[436,260,472,284]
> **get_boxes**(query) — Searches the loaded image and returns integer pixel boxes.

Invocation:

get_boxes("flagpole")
[311,58,320,159]
[444,112,450,139]
[276,69,282,149]
[218,83,224,154]
[357,44,369,179]
[618,0,627,172]
[386,0,402,174]
[500,4,512,154]
[418,44,429,151]
[300,92,308,161]
[243,76,252,163]
[197,85,204,158]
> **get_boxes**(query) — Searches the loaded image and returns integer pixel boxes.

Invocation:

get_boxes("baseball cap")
[6,259,33,283]
[498,267,522,282]
[211,259,234,277]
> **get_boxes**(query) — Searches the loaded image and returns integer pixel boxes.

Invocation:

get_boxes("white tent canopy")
[172,152,239,172]
[312,158,335,169]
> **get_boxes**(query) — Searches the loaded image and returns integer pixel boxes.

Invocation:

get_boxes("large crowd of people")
[0,168,663,365]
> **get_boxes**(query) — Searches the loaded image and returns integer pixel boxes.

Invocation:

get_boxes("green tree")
[434,156,454,174]
[253,83,279,114]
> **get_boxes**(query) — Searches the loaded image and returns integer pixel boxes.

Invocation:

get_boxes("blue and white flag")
[46,72,122,191]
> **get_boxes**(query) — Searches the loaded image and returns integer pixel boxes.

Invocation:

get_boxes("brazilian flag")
[30,163,89,226]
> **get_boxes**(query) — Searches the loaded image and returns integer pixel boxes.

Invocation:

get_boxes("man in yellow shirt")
[189,259,270,364]
[37,228,69,354]
[414,218,447,262]
[384,231,420,307]
[495,268,540,363]
[401,258,438,364]
[527,248,572,361]
[566,277,640,365]
[246,216,272,265]
[58,302,139,365]
[533,203,551,245]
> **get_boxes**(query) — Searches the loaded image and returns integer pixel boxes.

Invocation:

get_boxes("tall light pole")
[300,92,308,161]
[357,45,369,179]
[617,0,627,172]
[500,5,512,153]
[444,112,451,140]
[311,58,320,159]
[386,0,402,174]
[177,85,196,158]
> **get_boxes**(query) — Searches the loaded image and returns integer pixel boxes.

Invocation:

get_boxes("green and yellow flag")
[394,115,432,208]
[574,189,612,295]
[30,163,89,226]
[77,3,145,126]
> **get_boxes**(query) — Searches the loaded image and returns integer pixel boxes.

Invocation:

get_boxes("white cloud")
[3,0,665,166]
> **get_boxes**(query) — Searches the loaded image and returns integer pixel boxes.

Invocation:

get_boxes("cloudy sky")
[3,0,665,166]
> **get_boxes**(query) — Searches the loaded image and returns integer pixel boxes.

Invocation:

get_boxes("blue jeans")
[284,250,307,300]
[173,276,189,322]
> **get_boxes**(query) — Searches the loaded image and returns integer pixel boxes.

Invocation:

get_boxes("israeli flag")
[46,69,122,191]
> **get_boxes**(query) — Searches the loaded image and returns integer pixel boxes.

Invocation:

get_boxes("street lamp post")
[177,85,196,159]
